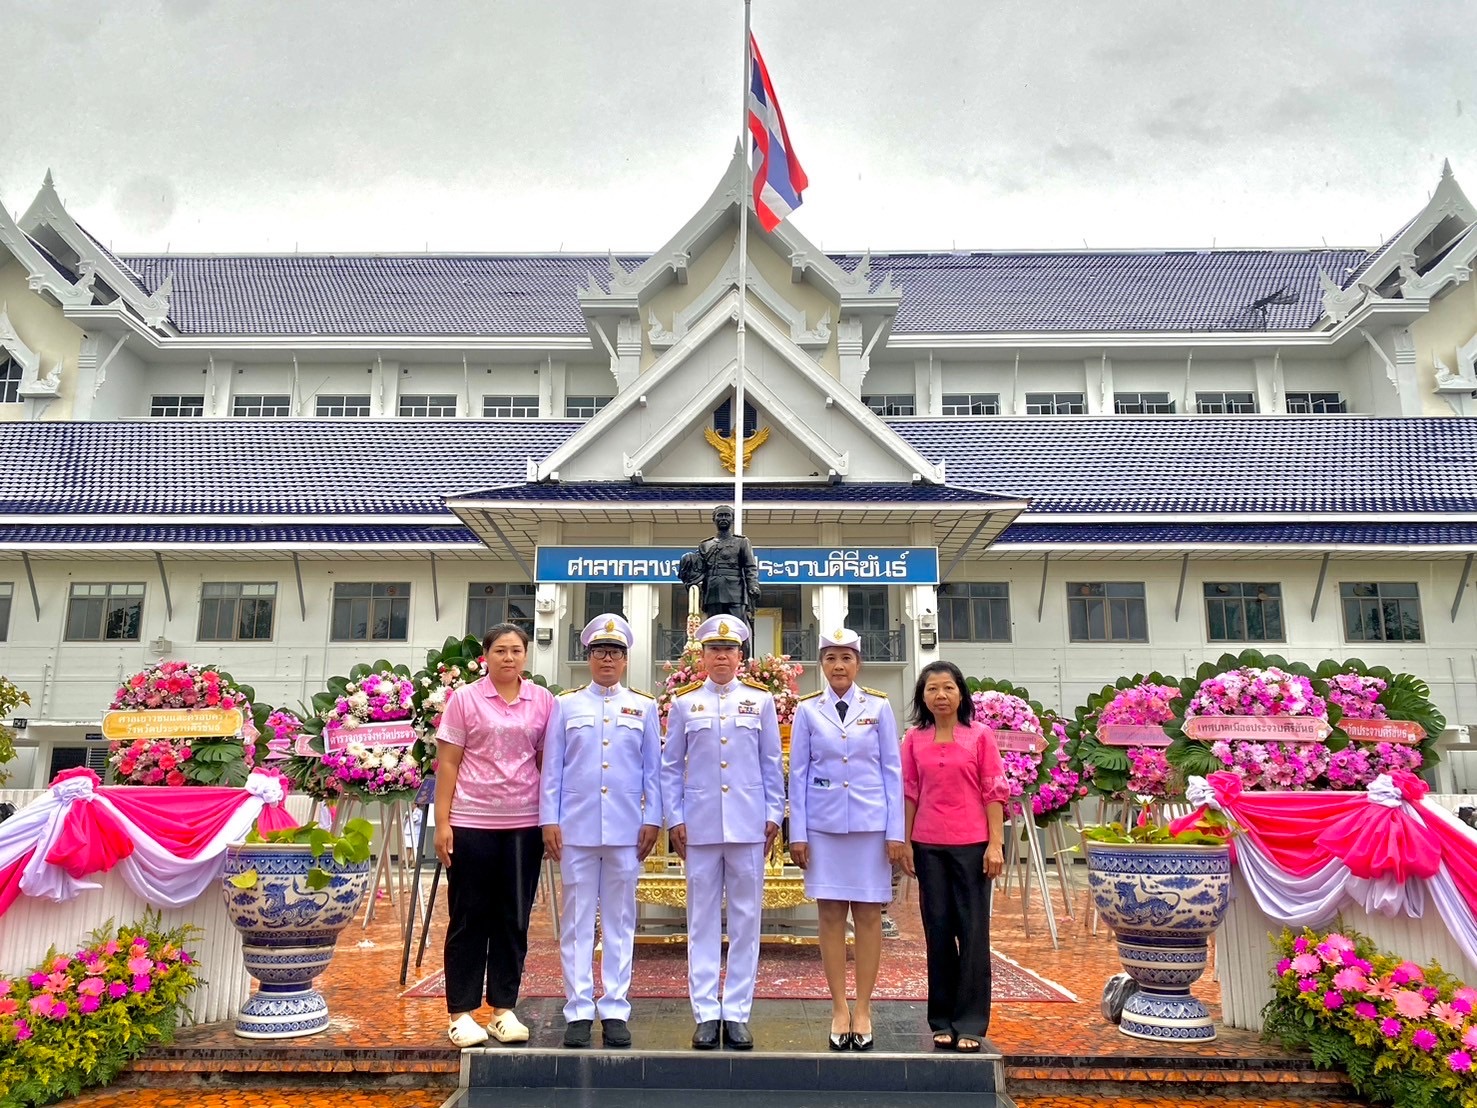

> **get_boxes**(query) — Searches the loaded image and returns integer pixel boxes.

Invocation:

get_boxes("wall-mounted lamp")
[919,608,937,631]
[535,627,554,646]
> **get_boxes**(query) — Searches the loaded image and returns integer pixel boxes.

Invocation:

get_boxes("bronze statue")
[679,504,761,627]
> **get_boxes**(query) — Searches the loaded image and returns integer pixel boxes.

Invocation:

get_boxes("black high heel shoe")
[850,1030,874,1052]
[828,1029,852,1051]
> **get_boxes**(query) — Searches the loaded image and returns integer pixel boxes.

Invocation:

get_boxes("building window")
[315,394,372,418]
[714,398,758,436]
[1204,582,1284,642]
[1114,392,1176,414]
[1196,391,1258,414]
[565,395,612,419]
[862,394,916,416]
[467,583,535,639]
[65,583,144,641]
[0,355,20,403]
[150,395,205,417]
[1025,392,1086,415]
[483,394,539,418]
[330,582,410,641]
[941,393,1000,416]
[198,583,278,642]
[1341,582,1423,642]
[0,582,11,640]
[583,585,625,623]
[1068,582,1148,642]
[233,394,292,418]
[939,583,1011,642]
[399,394,458,418]
[1286,391,1347,414]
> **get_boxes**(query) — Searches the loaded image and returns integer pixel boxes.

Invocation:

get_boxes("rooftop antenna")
[1224,284,1299,330]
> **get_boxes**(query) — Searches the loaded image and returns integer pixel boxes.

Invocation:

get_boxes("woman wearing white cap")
[787,627,905,1051]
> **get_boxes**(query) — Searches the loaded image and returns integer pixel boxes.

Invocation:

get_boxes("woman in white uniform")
[787,628,905,1051]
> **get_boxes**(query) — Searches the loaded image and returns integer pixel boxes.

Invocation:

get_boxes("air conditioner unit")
[149,637,173,656]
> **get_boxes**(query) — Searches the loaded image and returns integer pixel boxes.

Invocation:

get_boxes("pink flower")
[1323,991,1343,1010]
[27,973,46,988]
[1449,1050,1473,1073]
[1463,1025,1477,1050]
[14,1018,30,1040]
[77,977,105,997]
[1353,1001,1378,1020]
[127,956,155,975]
[1396,961,1425,984]
[0,997,16,1017]
[79,994,100,1014]
[1291,953,1322,976]
[1456,986,1477,1007]
[108,982,128,999]
[1380,1017,1403,1038]
[1275,958,1292,976]
[48,1000,69,1020]
[1413,1028,1439,1052]
[132,974,152,993]
[43,972,68,994]
[1298,977,1318,993]
[1433,1001,1466,1029]
[28,994,55,1017]
[103,940,119,956]
[0,979,10,997]
[1365,976,1397,1000]
[1395,990,1431,1019]
[50,955,72,973]
[1332,967,1367,992]
[1293,936,1310,954]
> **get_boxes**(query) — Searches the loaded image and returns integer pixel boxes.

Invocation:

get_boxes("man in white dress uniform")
[540,614,662,1048]
[661,615,785,1050]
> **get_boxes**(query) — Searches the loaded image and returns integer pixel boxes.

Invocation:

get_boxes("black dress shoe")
[692,1020,721,1049]
[563,1019,593,1048]
[827,1030,852,1051]
[722,1020,753,1049]
[601,1018,632,1048]
[850,1031,874,1052]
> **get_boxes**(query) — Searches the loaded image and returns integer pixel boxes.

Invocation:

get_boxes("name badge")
[813,777,831,788]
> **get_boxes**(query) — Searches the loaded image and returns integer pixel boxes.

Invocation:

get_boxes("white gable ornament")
[0,303,61,399]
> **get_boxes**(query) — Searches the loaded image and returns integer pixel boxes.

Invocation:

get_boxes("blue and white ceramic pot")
[1085,840,1232,1043]
[221,842,372,1039]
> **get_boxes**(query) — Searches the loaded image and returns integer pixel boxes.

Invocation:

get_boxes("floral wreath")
[657,640,803,732]
[1064,674,1182,802]
[966,677,1061,824]
[1314,658,1446,789]
[410,634,487,771]
[282,661,422,802]
[107,661,261,787]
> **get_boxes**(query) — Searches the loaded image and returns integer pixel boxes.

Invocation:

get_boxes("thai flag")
[747,33,807,233]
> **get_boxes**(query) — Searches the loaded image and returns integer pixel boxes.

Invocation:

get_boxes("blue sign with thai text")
[535,546,939,584]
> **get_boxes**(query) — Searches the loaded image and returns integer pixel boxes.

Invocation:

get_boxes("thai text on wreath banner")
[535,546,940,584]
[101,707,244,741]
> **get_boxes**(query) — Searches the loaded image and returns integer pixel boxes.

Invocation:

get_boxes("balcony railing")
[651,626,905,662]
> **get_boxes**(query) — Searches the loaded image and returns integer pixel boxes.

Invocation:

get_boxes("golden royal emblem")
[604,618,616,633]
[834,628,845,640]
[704,424,771,474]
[717,621,730,637]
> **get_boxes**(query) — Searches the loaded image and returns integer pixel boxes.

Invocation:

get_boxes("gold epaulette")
[796,690,824,701]
[741,678,772,693]
[629,687,655,700]
[674,680,704,696]
[861,686,889,698]
[559,683,589,696]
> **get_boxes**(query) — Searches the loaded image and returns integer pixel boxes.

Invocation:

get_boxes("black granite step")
[445,1093,1013,1108]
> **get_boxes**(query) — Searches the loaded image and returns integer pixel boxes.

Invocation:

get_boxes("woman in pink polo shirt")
[435,623,555,1048]
[900,660,1007,1053]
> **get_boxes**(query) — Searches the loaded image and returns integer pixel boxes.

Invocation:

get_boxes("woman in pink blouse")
[435,623,555,1048]
[901,660,1007,1052]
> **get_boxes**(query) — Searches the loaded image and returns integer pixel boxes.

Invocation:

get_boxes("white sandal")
[449,1012,489,1048]
[487,1009,529,1043]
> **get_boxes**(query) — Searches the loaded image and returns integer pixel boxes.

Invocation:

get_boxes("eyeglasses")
[588,647,626,661]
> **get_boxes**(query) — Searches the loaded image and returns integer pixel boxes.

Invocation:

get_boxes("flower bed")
[107,662,262,787]
[1064,674,1182,802]
[1265,926,1477,1108]
[0,915,200,1107]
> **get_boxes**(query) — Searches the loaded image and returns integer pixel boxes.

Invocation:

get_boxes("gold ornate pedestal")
[635,852,819,944]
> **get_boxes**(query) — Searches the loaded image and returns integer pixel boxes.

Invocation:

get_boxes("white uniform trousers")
[684,841,765,1022]
[558,844,641,1022]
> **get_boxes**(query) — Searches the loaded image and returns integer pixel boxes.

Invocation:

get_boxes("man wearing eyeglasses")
[540,613,662,1049]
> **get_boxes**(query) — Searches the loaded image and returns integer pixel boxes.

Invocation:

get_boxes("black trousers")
[444,825,544,1014]
[913,841,993,1039]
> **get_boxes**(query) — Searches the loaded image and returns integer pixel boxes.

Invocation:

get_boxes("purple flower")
[1449,1050,1473,1073]
[1353,1001,1378,1020]
[1275,958,1292,976]
[1298,978,1318,993]
[1380,1018,1402,1038]
[1323,991,1343,1010]
[108,982,128,999]
[132,974,151,993]
[79,994,101,1014]
[1413,1028,1439,1052]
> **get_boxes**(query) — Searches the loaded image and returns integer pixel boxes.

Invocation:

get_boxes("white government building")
[3,153,1477,788]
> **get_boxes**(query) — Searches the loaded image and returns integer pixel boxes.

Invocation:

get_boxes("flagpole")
[733,0,752,537]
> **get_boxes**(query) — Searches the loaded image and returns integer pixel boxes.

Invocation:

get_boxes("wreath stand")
[996,803,1060,949]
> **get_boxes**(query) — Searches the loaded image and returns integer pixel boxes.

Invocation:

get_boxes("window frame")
[64,583,146,642]
[1195,391,1258,414]
[0,354,21,404]
[315,394,373,418]
[0,582,12,641]
[940,393,1001,416]
[197,582,279,642]
[466,582,536,639]
[1339,582,1424,643]
[330,582,411,642]
[482,394,540,418]
[232,394,293,418]
[1024,392,1086,415]
[938,582,1012,643]
[1203,581,1285,643]
[564,395,613,419]
[150,394,206,418]
[398,393,459,418]
[1286,391,1348,414]
[1066,581,1149,643]
[1113,391,1176,415]
[861,393,917,417]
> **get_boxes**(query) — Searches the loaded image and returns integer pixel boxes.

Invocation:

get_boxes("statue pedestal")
[634,855,821,944]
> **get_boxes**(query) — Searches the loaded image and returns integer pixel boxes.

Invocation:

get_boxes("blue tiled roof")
[26,235,77,283]
[78,222,151,294]
[889,417,1477,513]
[0,524,480,544]
[0,420,579,516]
[452,482,1003,504]
[116,248,1369,337]
[995,522,1477,545]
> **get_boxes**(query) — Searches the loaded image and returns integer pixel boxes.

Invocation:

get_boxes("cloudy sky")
[3,0,1476,255]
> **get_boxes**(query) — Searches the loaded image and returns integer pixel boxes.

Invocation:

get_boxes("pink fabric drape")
[0,849,33,917]
[100,784,265,858]
[45,796,136,878]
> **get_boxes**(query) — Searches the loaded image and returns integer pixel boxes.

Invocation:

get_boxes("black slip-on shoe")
[601,1018,632,1048]
[722,1020,753,1050]
[563,1019,593,1048]
[692,1020,721,1049]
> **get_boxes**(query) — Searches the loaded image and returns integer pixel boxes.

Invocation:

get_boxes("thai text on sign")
[993,729,1046,754]
[1182,715,1333,743]
[1098,724,1173,748]
[1339,718,1426,745]
[534,546,940,584]
[323,720,418,754]
[101,707,244,741]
